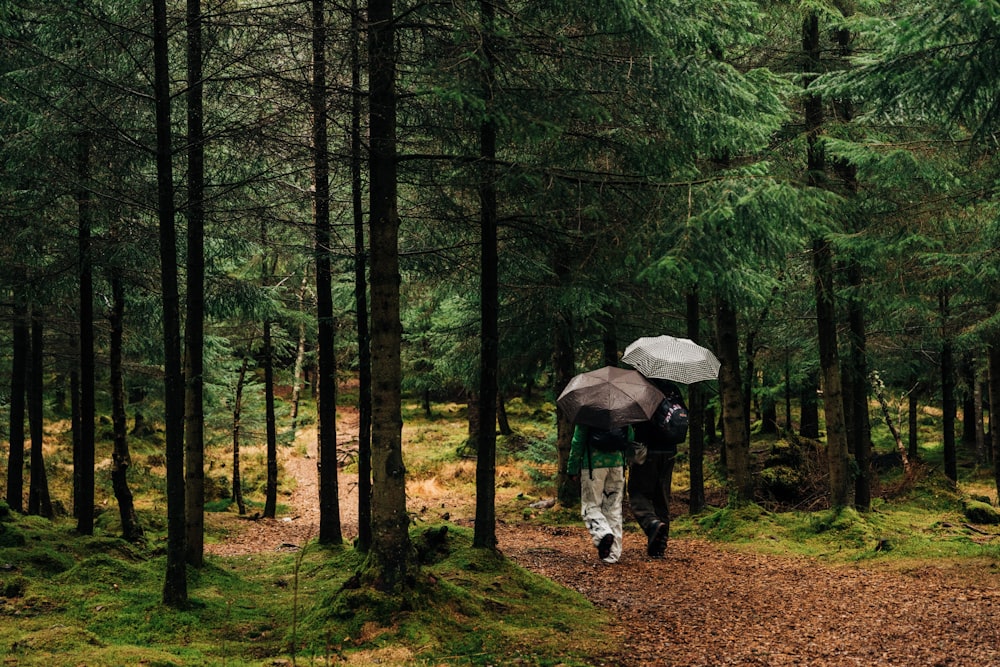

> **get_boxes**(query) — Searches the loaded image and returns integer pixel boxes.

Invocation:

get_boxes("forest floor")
[205,407,1000,666]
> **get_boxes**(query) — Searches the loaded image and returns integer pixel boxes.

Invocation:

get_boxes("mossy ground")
[2,392,999,664]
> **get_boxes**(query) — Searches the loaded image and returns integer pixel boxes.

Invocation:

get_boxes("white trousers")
[579,466,624,563]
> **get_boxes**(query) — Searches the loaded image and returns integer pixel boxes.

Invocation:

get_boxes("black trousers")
[627,449,676,538]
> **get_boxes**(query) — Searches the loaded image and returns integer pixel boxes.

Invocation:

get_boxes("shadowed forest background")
[3,0,1000,664]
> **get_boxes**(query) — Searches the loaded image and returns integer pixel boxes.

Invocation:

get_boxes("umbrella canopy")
[557,366,665,430]
[622,335,721,384]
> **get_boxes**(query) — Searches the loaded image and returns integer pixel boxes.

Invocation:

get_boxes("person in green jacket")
[567,423,633,564]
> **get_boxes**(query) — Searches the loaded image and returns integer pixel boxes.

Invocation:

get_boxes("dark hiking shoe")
[647,521,668,558]
[597,533,614,560]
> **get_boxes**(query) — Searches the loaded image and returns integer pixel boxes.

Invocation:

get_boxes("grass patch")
[0,513,612,666]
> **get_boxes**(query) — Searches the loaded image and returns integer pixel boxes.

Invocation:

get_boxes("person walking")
[567,424,632,564]
[628,380,688,558]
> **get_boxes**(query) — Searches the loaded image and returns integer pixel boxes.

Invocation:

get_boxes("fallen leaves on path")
[498,523,1000,666]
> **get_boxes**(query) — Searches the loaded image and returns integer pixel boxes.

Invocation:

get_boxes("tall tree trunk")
[70,335,81,519]
[313,0,342,546]
[989,345,1000,498]
[908,388,919,460]
[262,231,278,520]
[846,283,872,510]
[27,315,53,518]
[497,395,512,437]
[76,133,95,534]
[6,304,28,513]
[232,355,249,516]
[263,317,278,519]
[961,358,978,445]
[804,10,850,507]
[744,325,756,437]
[686,291,706,513]
[154,0,187,607]
[940,294,957,483]
[799,372,820,439]
[474,0,499,551]
[553,312,577,505]
[184,0,206,568]
[367,0,415,587]
[975,372,986,464]
[290,272,309,434]
[110,267,142,542]
[832,15,871,511]
[813,236,850,507]
[716,298,752,503]
[350,0,373,553]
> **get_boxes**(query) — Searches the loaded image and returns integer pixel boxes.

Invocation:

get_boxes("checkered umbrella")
[621,335,721,385]
[556,366,665,430]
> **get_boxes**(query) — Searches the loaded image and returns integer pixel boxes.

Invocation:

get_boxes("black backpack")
[652,398,689,445]
[587,426,630,452]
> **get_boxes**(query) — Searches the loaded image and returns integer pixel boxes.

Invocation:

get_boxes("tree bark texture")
[940,294,957,483]
[6,305,28,513]
[474,0,499,551]
[27,315,53,518]
[350,0,373,553]
[686,291,706,513]
[367,0,416,588]
[76,133,96,535]
[313,0,342,545]
[183,0,206,568]
[989,346,1000,498]
[154,0,187,607]
[804,10,850,508]
[263,319,278,519]
[110,268,142,541]
[716,299,752,504]
[232,356,248,516]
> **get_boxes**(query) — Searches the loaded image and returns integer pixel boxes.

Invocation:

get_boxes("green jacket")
[567,424,633,475]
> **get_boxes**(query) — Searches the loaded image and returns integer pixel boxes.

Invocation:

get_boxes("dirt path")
[206,410,1000,666]
[204,411,359,557]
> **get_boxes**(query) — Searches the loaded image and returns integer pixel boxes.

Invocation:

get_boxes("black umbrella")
[556,366,665,430]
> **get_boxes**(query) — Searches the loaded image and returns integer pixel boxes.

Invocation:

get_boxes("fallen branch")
[870,370,911,476]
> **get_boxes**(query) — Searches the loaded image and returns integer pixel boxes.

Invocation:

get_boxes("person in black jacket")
[628,379,687,558]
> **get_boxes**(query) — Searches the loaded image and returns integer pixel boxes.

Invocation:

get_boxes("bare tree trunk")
[27,315,53,518]
[76,133,96,535]
[367,0,416,586]
[154,0,187,607]
[6,304,28,513]
[989,346,1000,498]
[975,373,986,464]
[686,291,706,513]
[497,394,512,437]
[350,0,372,553]
[313,0,342,545]
[263,318,278,519]
[553,313,577,505]
[474,0,499,550]
[290,272,309,435]
[183,0,206,569]
[940,294,957,484]
[232,356,248,516]
[70,336,81,519]
[908,388,919,461]
[804,10,849,507]
[799,372,820,439]
[716,298,752,504]
[110,267,142,542]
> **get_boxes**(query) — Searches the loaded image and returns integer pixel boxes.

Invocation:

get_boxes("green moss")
[963,499,1000,524]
